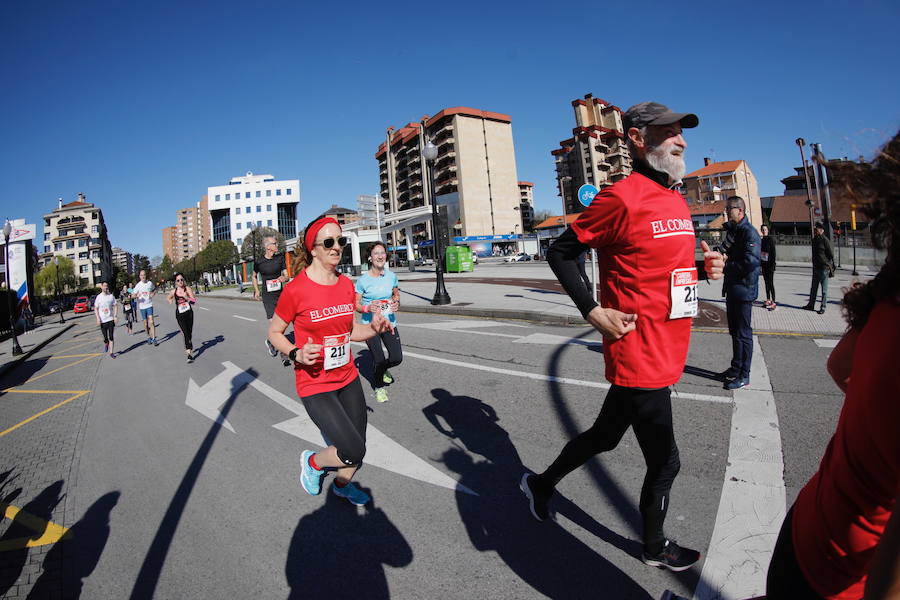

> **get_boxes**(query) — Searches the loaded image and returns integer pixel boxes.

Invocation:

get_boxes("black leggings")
[762,267,776,302]
[366,327,402,388]
[300,377,367,467]
[100,321,115,344]
[175,309,194,350]
[536,385,680,553]
[766,507,823,599]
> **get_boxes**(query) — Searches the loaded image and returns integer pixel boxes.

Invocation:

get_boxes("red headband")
[304,217,341,252]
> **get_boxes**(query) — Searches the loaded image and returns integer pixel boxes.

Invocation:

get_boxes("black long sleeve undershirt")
[548,228,597,319]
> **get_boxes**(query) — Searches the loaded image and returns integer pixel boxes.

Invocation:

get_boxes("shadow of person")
[0,356,50,390]
[442,448,652,599]
[0,480,65,597]
[191,335,226,360]
[354,349,376,389]
[285,488,412,600]
[27,491,120,599]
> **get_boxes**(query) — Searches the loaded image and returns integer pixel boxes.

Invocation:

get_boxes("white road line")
[814,338,838,348]
[232,315,256,322]
[350,343,731,404]
[694,336,785,600]
[197,306,210,311]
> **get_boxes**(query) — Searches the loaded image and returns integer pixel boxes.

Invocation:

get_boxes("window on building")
[92,225,98,233]
[256,205,261,213]
[79,264,88,274]
[236,223,242,230]
[78,239,87,247]
[67,254,75,260]
[44,218,51,227]
[277,203,297,239]
[54,242,62,251]
[245,206,250,214]
[276,189,281,196]
[92,213,98,219]
[257,220,262,227]
[226,193,231,201]
[44,232,50,240]
[236,238,242,246]
[79,252,88,259]
[266,204,271,211]
[267,220,272,227]
[246,221,252,228]
[266,190,271,197]
[245,192,251,199]
[215,194,221,201]
[286,188,292,195]
[256,191,261,197]
[236,207,241,215]
[66,240,75,249]
[44,245,50,253]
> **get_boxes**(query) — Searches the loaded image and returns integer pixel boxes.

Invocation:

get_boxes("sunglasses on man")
[316,236,348,249]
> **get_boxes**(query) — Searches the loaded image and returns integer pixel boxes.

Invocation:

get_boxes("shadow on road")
[285,489,412,599]
[683,365,726,382]
[0,480,65,597]
[191,335,226,360]
[28,491,120,599]
[129,369,256,599]
[0,356,50,391]
[424,388,651,598]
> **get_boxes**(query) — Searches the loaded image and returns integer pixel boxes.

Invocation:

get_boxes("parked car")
[73,296,90,313]
[504,253,532,262]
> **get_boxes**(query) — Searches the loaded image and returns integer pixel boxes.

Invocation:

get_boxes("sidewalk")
[0,318,75,379]
[202,261,866,336]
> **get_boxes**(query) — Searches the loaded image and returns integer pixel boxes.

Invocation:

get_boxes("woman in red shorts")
[268,216,392,507]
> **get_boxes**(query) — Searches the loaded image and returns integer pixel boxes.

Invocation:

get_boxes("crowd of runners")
[80,105,898,599]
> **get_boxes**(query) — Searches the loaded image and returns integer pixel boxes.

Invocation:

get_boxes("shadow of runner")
[285,488,412,599]
[128,369,256,600]
[0,481,65,597]
[190,335,225,360]
[27,491,120,599]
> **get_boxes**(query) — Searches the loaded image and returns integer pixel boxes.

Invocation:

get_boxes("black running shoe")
[719,368,738,381]
[519,473,552,522]
[266,339,278,357]
[642,540,701,572]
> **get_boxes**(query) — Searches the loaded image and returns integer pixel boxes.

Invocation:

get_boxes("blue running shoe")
[300,450,325,496]
[332,481,371,506]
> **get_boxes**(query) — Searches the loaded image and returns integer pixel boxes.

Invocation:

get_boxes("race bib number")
[669,267,698,319]
[124,304,131,311]
[101,307,111,318]
[760,251,769,262]
[266,279,282,293]
[178,302,191,314]
[322,333,350,370]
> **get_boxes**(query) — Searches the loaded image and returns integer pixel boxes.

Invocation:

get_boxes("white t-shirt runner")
[133,280,155,310]
[95,293,117,323]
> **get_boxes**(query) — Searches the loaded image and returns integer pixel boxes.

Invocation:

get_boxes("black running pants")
[766,507,823,598]
[366,327,402,389]
[762,266,776,302]
[176,309,194,350]
[300,377,367,466]
[100,321,115,344]
[537,385,680,553]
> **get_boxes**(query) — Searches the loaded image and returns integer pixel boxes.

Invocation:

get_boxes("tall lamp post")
[3,221,24,355]
[423,140,451,305]
[54,256,65,324]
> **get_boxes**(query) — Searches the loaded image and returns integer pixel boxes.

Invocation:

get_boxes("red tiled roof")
[688,200,726,216]
[62,201,90,208]
[534,214,579,229]
[769,194,871,224]
[518,181,533,187]
[684,160,743,179]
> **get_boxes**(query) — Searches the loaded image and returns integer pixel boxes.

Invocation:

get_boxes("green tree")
[239,227,284,262]
[199,240,239,279]
[157,255,175,282]
[34,257,77,295]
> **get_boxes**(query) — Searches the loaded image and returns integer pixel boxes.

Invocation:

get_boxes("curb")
[0,323,76,379]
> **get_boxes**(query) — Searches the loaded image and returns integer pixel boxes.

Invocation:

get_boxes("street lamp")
[423,139,451,305]
[54,256,65,324]
[3,220,23,356]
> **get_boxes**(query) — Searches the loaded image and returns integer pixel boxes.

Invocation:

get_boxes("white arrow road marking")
[403,321,602,346]
[403,319,527,332]
[185,362,256,432]
[512,332,602,347]
[693,336,785,600]
[233,315,256,322]
[197,306,210,311]
[813,338,838,348]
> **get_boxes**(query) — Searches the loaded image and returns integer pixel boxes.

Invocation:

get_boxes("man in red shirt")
[520,102,724,571]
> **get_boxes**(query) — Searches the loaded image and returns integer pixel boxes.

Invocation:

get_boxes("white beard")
[646,140,686,184]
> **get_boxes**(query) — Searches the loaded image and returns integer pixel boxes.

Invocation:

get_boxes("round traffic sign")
[577,184,599,207]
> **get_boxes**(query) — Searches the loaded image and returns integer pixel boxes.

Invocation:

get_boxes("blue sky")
[2,0,898,258]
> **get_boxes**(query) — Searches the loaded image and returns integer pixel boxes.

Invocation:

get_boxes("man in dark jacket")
[803,222,834,314]
[721,196,761,390]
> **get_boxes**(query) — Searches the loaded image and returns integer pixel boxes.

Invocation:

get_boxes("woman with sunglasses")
[355,241,402,403]
[268,216,393,507]
[166,272,197,363]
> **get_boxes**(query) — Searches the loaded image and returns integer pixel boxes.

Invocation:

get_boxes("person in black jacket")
[760,224,777,310]
[803,222,834,314]
[720,196,761,390]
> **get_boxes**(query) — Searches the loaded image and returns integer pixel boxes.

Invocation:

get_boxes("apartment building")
[162,226,178,262]
[323,204,359,227]
[40,194,113,288]
[207,172,299,249]
[111,247,135,275]
[552,94,631,215]
[164,196,212,263]
[376,107,521,249]
[517,181,535,231]
[681,159,762,227]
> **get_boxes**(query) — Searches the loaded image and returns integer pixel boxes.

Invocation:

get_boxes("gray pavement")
[0,298,847,599]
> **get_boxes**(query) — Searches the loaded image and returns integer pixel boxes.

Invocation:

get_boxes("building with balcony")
[162,226,178,262]
[323,204,359,227]
[207,172,299,250]
[111,247,135,275]
[40,194,113,288]
[552,94,631,215]
[163,196,212,263]
[517,181,535,231]
[681,159,762,227]
[376,107,521,252]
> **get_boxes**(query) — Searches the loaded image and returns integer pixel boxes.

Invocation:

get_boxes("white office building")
[207,172,300,248]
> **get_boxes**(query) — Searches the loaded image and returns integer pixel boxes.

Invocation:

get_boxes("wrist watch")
[288,347,299,363]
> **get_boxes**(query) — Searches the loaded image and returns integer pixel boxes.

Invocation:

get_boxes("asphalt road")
[6,297,844,599]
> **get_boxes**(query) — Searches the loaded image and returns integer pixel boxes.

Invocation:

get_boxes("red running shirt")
[275,270,358,397]
[792,300,900,599]
[571,173,696,388]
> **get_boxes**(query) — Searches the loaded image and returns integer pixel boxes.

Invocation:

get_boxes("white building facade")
[207,172,300,249]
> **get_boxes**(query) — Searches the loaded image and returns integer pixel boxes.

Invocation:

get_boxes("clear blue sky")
[2,0,898,258]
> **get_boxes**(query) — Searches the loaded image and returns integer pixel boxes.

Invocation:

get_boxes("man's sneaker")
[724,377,750,390]
[265,339,278,358]
[642,540,701,572]
[104,342,109,353]
[719,368,738,381]
[300,450,325,496]
[186,354,194,364]
[375,388,389,403]
[817,307,826,314]
[153,338,159,347]
[382,370,394,385]
[332,481,371,506]
[802,304,816,311]
[519,473,552,522]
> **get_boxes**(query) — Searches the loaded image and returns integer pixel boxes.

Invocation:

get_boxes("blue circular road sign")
[577,184,599,207]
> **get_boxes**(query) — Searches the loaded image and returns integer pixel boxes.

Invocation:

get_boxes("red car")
[73,296,90,314]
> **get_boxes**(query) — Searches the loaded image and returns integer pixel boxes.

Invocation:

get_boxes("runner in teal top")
[355,242,402,403]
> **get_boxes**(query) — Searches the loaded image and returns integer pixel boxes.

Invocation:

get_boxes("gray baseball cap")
[623,102,699,131]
